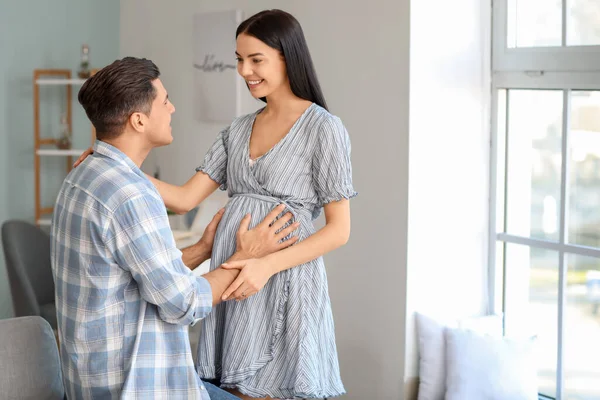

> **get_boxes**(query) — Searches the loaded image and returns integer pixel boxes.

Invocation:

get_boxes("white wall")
[120,1,491,398]
[121,1,411,399]
[405,0,491,395]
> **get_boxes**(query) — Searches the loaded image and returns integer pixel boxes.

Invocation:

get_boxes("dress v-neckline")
[246,103,315,163]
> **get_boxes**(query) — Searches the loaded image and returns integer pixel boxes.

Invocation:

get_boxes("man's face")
[145,78,175,147]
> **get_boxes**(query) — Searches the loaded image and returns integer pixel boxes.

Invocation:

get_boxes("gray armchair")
[2,220,56,329]
[0,316,64,399]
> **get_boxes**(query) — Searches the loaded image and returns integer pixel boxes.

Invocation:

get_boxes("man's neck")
[102,137,151,168]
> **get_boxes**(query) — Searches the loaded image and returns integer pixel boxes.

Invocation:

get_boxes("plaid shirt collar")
[93,139,144,178]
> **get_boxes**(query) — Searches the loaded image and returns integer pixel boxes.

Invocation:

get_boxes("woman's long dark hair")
[236,9,328,111]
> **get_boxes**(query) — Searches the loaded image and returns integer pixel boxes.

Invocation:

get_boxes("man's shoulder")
[62,155,156,214]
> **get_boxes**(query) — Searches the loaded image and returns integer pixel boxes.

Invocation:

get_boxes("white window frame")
[492,0,600,72]
[490,1,600,399]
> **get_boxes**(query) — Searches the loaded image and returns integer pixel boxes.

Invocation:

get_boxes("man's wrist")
[183,240,211,270]
[197,240,212,262]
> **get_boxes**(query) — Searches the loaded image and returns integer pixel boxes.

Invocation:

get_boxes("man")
[50,57,296,399]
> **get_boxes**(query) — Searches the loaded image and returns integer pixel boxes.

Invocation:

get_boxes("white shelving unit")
[35,78,87,86]
[36,149,86,157]
[34,69,95,226]
[36,217,52,227]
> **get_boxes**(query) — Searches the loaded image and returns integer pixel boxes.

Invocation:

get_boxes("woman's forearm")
[263,221,350,275]
[146,175,193,213]
[263,200,351,274]
[146,172,220,214]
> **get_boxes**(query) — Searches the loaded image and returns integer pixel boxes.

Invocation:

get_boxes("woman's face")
[236,33,288,99]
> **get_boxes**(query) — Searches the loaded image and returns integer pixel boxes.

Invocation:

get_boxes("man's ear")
[129,112,146,133]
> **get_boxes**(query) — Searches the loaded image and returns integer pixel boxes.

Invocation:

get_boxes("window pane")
[504,243,558,398]
[564,254,600,399]
[568,91,600,248]
[508,0,562,48]
[567,0,600,46]
[506,90,563,241]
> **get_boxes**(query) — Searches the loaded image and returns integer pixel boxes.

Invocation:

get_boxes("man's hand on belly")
[202,204,298,306]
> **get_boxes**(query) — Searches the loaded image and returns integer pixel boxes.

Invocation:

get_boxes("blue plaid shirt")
[51,140,213,399]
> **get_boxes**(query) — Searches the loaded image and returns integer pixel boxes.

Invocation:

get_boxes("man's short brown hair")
[78,57,160,140]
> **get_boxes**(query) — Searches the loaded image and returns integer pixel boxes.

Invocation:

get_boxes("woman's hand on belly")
[220,257,276,301]
[235,204,299,259]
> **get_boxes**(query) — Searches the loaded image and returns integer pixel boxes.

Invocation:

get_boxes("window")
[490,1,600,399]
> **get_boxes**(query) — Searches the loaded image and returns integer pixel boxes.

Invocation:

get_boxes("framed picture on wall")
[193,10,243,122]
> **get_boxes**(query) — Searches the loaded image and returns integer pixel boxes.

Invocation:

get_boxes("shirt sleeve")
[196,126,230,191]
[107,193,212,325]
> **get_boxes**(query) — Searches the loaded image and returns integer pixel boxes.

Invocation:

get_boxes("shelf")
[36,149,85,157]
[37,217,52,226]
[35,78,87,85]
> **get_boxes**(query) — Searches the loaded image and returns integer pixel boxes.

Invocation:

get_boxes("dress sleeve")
[312,116,358,206]
[196,126,229,191]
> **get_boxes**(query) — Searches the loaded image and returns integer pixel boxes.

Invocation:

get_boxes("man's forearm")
[181,241,251,305]
[181,242,211,270]
[202,251,251,306]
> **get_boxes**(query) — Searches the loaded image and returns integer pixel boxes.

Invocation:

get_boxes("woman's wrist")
[262,254,280,275]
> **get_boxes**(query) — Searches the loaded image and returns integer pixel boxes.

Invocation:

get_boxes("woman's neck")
[264,94,312,118]
[263,83,311,117]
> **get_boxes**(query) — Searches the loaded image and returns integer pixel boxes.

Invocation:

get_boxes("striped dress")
[195,103,356,399]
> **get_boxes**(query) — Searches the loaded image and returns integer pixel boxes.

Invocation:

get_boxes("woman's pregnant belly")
[209,194,315,268]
